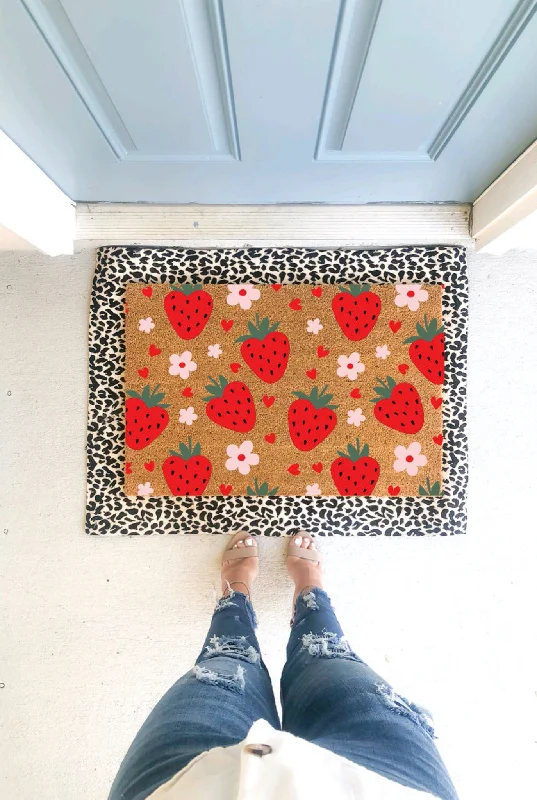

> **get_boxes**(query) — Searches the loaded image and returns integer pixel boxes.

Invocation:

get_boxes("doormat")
[124,283,443,498]
[87,246,467,535]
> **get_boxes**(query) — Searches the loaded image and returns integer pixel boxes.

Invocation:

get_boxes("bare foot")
[221,535,259,598]
[287,533,323,609]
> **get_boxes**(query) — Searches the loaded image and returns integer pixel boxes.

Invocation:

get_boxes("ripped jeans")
[109,589,458,800]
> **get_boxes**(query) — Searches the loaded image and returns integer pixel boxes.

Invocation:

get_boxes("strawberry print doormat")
[87,246,467,536]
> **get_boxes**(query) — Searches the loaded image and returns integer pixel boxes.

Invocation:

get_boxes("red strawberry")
[125,384,170,450]
[236,314,290,384]
[162,438,212,495]
[332,284,381,341]
[371,377,424,434]
[288,385,338,452]
[203,375,256,432]
[330,439,380,496]
[404,316,445,385]
[164,283,213,340]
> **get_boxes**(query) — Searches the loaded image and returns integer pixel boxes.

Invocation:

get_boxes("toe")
[302,537,310,549]
[245,538,254,547]
[293,536,303,547]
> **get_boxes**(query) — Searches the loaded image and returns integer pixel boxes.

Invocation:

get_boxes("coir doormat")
[87,246,467,535]
[124,284,443,498]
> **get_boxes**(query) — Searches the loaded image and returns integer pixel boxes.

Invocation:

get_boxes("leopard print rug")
[87,246,468,536]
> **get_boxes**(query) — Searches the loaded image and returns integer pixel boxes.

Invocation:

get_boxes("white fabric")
[149,719,435,800]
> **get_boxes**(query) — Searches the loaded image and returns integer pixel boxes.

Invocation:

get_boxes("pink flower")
[393,442,428,477]
[207,344,222,359]
[225,440,260,475]
[137,482,154,497]
[226,284,261,311]
[169,351,197,379]
[347,408,366,427]
[306,483,322,496]
[138,317,155,333]
[337,352,365,380]
[307,318,323,335]
[394,285,429,312]
[375,344,390,360]
[178,406,198,426]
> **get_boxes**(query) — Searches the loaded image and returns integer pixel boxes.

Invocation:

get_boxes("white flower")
[307,318,323,335]
[347,408,366,427]
[138,317,155,333]
[376,344,390,360]
[306,483,322,497]
[226,284,261,311]
[394,284,429,312]
[169,351,197,379]
[225,440,260,476]
[393,442,428,477]
[137,482,154,498]
[337,352,366,380]
[179,406,198,426]
[207,344,222,359]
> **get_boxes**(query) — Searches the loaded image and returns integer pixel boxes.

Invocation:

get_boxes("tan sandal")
[287,531,322,563]
[222,530,259,563]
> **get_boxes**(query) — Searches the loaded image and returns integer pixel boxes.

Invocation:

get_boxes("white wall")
[0,248,536,800]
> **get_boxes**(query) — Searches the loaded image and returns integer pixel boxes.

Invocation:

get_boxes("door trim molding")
[76,203,472,248]
[472,139,537,250]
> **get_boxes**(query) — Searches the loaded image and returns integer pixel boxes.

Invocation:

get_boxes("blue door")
[1,0,536,202]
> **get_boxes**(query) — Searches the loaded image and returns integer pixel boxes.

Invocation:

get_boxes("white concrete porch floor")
[1,249,536,800]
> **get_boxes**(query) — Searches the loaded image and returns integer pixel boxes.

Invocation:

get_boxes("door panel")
[1,0,536,202]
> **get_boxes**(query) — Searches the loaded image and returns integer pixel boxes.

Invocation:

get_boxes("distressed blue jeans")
[109,588,458,800]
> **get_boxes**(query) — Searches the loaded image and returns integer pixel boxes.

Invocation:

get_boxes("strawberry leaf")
[169,283,203,296]
[292,384,338,410]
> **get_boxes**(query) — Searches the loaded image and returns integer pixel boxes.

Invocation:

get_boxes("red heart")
[306,368,317,380]
[125,304,129,314]
[389,320,401,333]
[221,319,234,332]
[230,362,241,373]
[433,434,443,445]
[125,462,132,475]
[312,462,323,473]
[289,298,302,311]
[144,461,155,472]
[149,344,161,357]
[431,396,442,410]
[272,284,282,291]
[142,287,153,298]
[317,345,330,358]
[288,463,300,476]
[137,367,149,378]
[350,388,361,399]
[262,395,275,408]
[182,386,193,398]
[398,363,409,375]
[312,287,323,298]
[220,484,232,496]
[264,433,276,444]
[388,485,401,496]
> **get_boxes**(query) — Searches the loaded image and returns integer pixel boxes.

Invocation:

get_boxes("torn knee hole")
[202,635,260,665]
[376,683,436,738]
[193,664,246,693]
[300,590,319,610]
[301,631,360,661]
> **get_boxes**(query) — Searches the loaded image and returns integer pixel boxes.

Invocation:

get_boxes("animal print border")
[87,246,468,536]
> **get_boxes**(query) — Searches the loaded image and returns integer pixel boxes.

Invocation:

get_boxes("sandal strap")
[287,544,322,562]
[223,546,258,561]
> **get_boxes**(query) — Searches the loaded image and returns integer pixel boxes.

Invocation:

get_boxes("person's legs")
[109,535,279,800]
[281,535,458,800]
